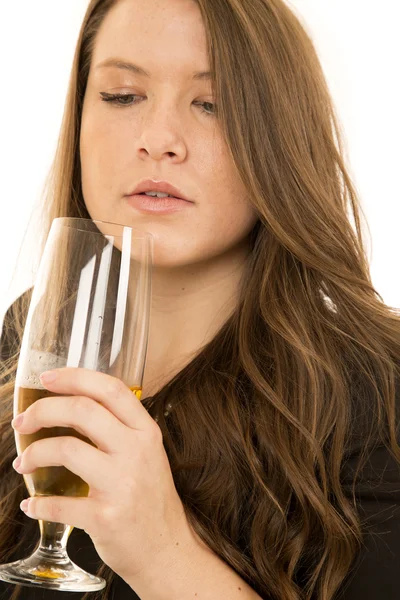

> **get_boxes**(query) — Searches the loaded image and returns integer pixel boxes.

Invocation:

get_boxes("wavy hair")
[1,1,400,598]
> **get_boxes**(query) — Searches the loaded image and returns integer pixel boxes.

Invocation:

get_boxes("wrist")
[125,522,261,600]
[125,516,204,599]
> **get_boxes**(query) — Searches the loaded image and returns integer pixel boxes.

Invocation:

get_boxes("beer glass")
[0,217,153,591]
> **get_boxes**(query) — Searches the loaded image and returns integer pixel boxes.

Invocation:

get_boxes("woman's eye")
[99,92,216,116]
[100,92,140,107]
[193,101,216,117]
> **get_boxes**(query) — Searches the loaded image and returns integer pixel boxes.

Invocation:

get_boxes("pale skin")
[79,0,259,397]
[11,0,262,598]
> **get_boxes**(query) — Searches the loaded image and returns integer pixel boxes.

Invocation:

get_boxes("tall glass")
[0,217,153,591]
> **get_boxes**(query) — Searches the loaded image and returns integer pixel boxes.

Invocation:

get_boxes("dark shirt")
[1,295,400,598]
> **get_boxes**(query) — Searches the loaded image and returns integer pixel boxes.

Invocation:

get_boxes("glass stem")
[37,520,73,560]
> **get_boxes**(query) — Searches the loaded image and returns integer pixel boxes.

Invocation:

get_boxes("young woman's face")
[80,0,258,268]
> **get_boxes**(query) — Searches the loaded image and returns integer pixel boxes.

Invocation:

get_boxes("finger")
[40,368,155,432]
[13,395,129,454]
[15,436,112,492]
[21,495,95,532]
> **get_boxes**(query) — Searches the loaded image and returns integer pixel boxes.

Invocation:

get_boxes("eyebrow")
[96,58,213,80]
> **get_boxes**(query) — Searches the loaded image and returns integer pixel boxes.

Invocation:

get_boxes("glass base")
[0,547,106,592]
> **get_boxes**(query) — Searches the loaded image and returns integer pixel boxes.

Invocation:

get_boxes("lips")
[126,193,193,215]
[138,192,178,200]
[127,179,191,202]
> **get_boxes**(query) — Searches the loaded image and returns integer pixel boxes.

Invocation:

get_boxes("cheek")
[80,122,117,180]
[186,199,258,263]
[213,201,259,245]
[142,203,258,269]
[80,106,132,195]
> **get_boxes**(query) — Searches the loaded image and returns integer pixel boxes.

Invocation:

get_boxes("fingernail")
[13,456,22,470]
[20,499,31,513]
[40,370,57,384]
[12,414,24,429]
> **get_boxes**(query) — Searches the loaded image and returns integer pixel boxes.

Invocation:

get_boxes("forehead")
[91,0,210,80]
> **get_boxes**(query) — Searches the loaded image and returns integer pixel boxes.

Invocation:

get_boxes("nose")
[135,101,188,163]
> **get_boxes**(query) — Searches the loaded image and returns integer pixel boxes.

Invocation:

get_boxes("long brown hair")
[1,1,400,598]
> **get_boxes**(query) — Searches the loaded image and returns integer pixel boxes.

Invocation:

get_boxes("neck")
[140,240,251,398]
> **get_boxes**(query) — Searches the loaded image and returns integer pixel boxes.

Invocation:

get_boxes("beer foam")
[17,349,65,390]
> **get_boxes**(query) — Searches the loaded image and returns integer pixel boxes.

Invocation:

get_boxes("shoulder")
[345,360,400,454]
[337,375,400,598]
[341,369,400,505]
[338,443,400,598]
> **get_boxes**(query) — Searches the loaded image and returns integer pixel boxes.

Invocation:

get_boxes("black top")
[1,297,400,599]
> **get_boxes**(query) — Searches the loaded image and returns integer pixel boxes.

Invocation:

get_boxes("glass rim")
[53,217,154,240]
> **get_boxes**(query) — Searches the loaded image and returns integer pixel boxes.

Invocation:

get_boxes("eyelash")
[99,92,216,117]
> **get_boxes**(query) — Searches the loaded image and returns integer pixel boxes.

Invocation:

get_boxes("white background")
[1,1,399,325]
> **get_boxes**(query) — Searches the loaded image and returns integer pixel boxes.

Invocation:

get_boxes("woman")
[1,0,400,598]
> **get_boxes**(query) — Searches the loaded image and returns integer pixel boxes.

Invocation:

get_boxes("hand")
[11,367,192,584]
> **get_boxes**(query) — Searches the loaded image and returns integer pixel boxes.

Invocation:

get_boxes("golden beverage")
[15,385,142,498]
